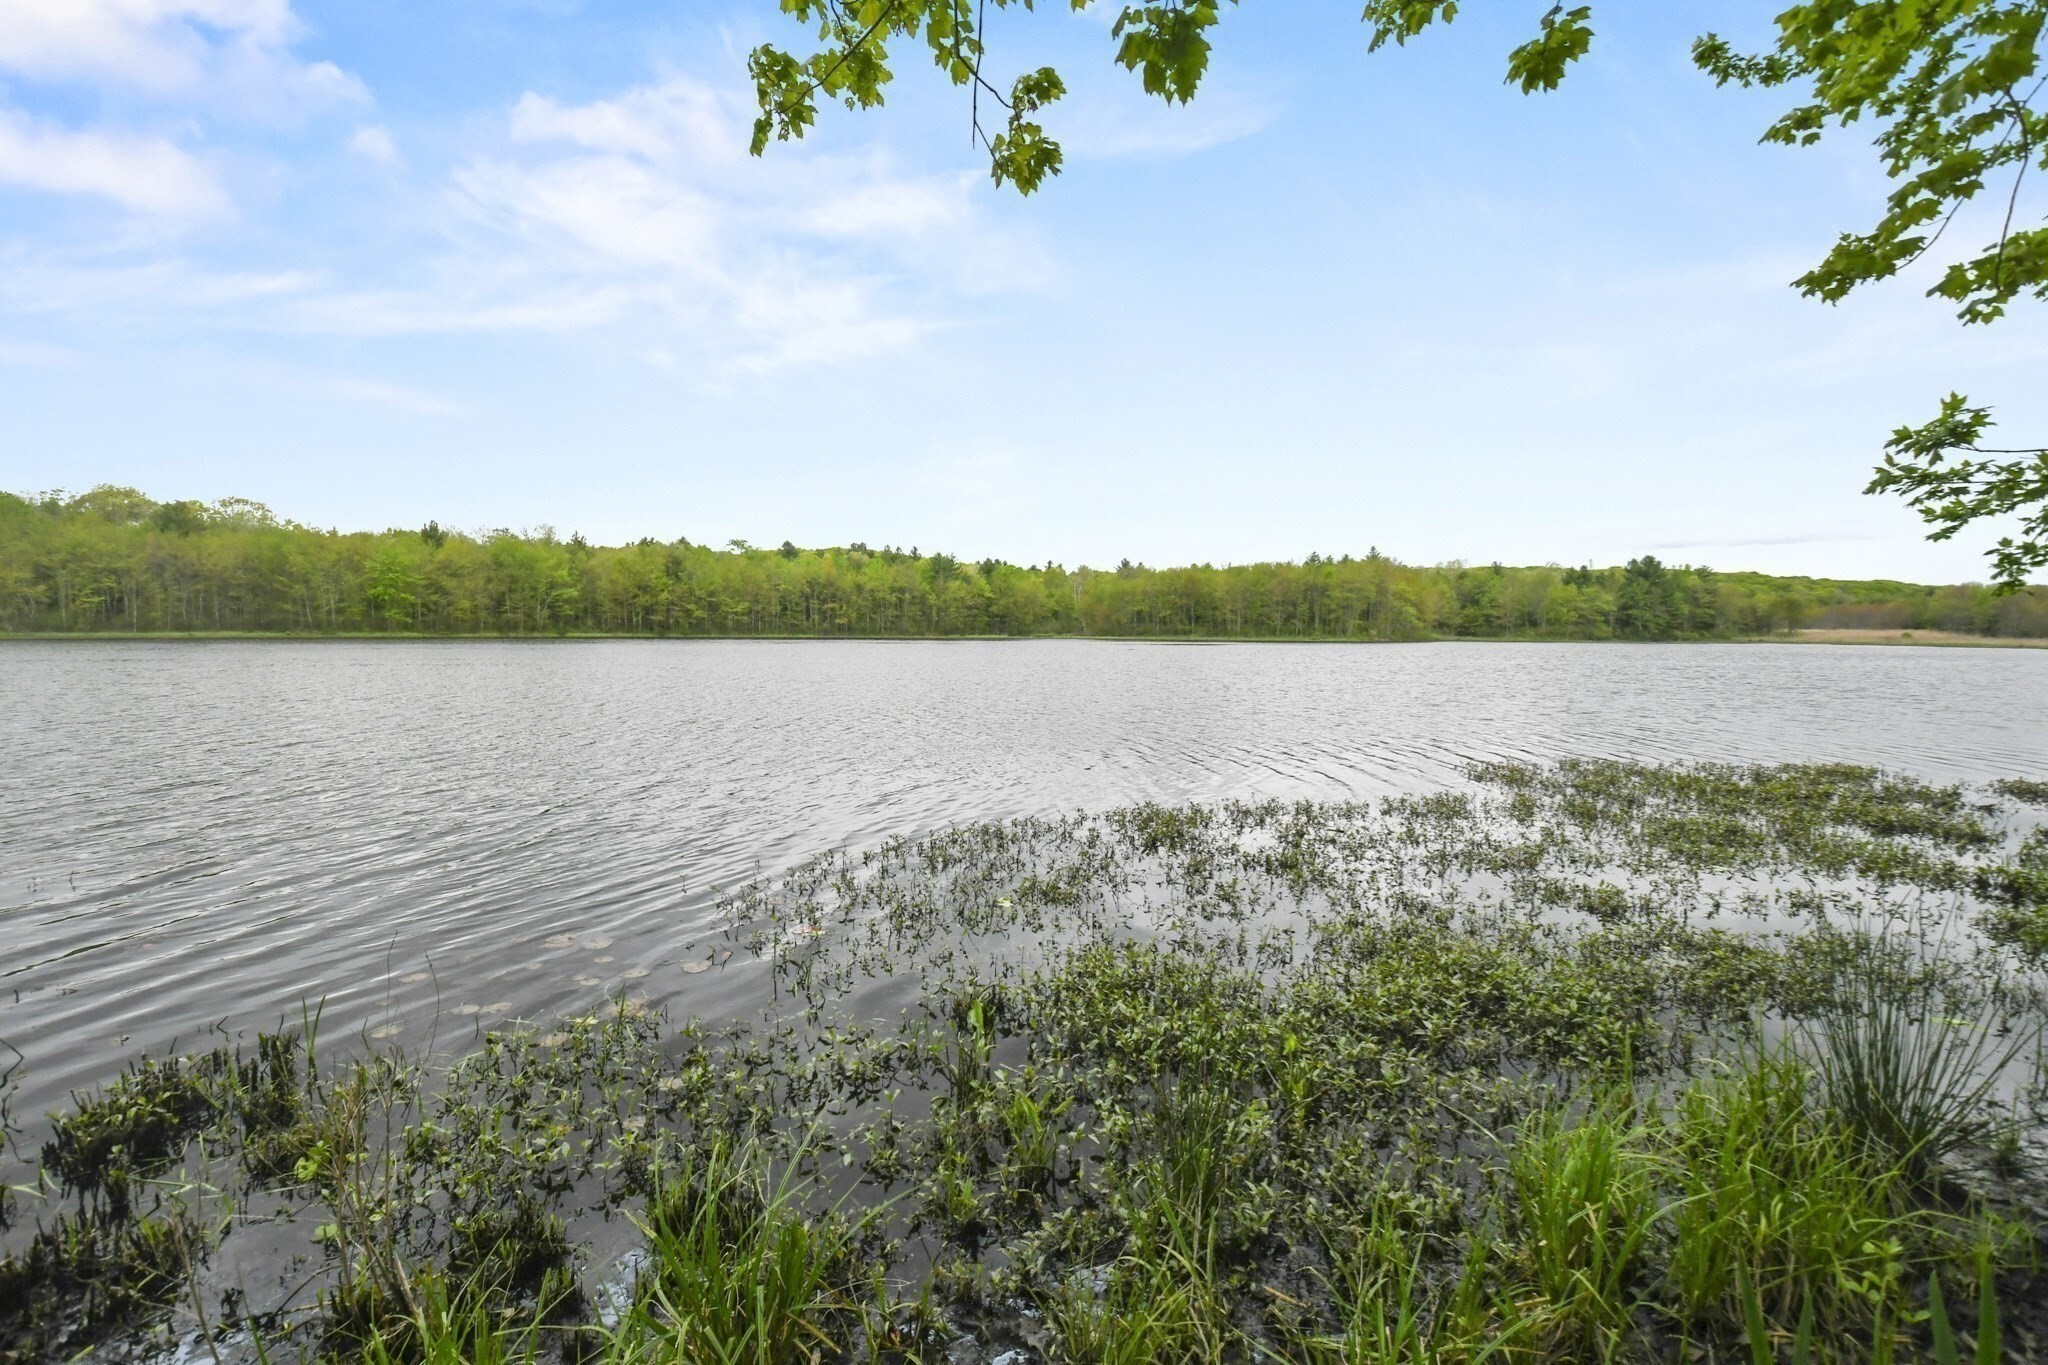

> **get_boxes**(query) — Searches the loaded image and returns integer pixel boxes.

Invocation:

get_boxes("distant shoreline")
[4,629,2043,648]
[1756,628,2048,649]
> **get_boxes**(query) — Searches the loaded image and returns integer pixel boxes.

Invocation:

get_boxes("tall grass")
[1043,1254,1221,1365]
[613,1138,857,1365]
[1300,1233,1529,1365]
[1666,1045,1918,1342]
[1509,1094,1659,1356]
[1803,941,2036,1182]
[356,1269,543,1365]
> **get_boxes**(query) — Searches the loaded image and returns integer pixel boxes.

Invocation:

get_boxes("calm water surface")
[3,638,2045,1119]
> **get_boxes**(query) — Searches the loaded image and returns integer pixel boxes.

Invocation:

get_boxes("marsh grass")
[620,1137,861,1365]
[1666,1044,1928,1349]
[1294,1215,1532,1365]
[4,760,2047,1364]
[1805,940,2039,1183]
[1509,1094,1660,1356]
[1043,1252,1225,1365]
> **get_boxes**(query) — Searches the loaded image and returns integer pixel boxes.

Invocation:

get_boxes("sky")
[0,2,2043,582]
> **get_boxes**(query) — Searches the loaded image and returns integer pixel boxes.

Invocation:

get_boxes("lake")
[3,638,2044,1121]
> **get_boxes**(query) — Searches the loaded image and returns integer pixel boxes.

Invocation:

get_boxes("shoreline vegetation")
[3,628,2045,648]
[4,761,2046,1363]
[7,487,2047,644]
[1770,628,2048,649]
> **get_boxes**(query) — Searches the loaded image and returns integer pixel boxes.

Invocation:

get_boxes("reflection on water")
[2,638,2044,1116]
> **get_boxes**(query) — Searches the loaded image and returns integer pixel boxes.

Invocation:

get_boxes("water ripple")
[1,638,2044,1116]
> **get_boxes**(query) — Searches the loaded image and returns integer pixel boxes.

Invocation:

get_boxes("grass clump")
[1044,1254,1223,1365]
[1665,1045,1926,1350]
[613,1139,862,1364]
[1299,1235,1526,1365]
[1509,1095,1660,1356]
[1804,947,2037,1183]
[353,1268,548,1365]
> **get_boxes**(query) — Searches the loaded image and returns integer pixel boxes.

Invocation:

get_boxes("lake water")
[3,638,2045,1121]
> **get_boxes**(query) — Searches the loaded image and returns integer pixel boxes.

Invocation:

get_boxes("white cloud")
[454,155,723,273]
[509,80,732,161]
[0,258,321,316]
[1060,86,1275,159]
[0,108,229,216]
[349,124,401,166]
[802,179,969,238]
[284,284,633,336]
[0,336,74,365]
[321,376,462,415]
[446,76,1025,374]
[0,0,365,114]
[0,72,1045,379]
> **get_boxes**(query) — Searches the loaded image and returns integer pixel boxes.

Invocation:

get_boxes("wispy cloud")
[1059,85,1276,159]
[0,66,1044,379]
[1651,531,1887,551]
[509,85,721,160]
[0,0,366,229]
[0,109,229,216]
[0,258,321,315]
[348,124,401,166]
[0,0,366,115]
[320,376,464,416]
[440,75,1026,374]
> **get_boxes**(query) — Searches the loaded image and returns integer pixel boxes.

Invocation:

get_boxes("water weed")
[1804,942,2038,1183]
[1666,1046,1922,1346]
[2,761,2045,1363]
[1508,1095,1660,1356]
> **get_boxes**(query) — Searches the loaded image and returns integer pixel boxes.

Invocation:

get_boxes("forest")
[4,486,2045,641]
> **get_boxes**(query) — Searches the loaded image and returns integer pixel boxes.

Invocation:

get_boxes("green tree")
[1616,555,1675,640]
[8,482,2045,639]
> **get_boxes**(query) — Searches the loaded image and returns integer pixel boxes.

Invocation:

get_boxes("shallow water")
[2,638,2044,1120]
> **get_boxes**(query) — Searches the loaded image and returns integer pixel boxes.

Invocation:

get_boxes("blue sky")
[0,2,2042,581]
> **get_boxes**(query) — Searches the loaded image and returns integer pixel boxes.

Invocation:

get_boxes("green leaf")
[1930,1271,1960,1365]
[1504,5,1594,94]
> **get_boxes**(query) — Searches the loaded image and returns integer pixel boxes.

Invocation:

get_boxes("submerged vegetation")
[4,760,2048,1362]
[6,486,2047,639]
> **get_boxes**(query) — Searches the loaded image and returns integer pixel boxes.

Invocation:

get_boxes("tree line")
[4,486,2043,641]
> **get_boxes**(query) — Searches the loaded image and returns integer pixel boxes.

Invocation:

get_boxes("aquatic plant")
[1664,1045,1925,1344]
[1508,1094,1659,1355]
[4,760,2046,1363]
[621,1138,862,1365]
[1804,942,2038,1183]
[1990,778,2048,808]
